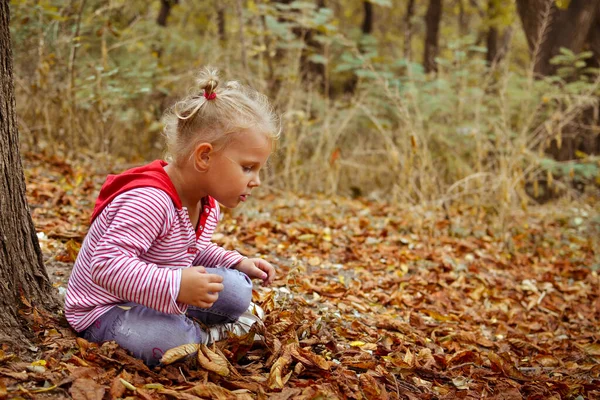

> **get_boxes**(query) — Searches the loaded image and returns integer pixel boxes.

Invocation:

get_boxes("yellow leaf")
[582,343,600,356]
[297,234,315,241]
[308,256,321,266]
[404,349,414,367]
[143,383,164,390]
[350,341,366,347]
[31,385,57,393]
[119,378,136,391]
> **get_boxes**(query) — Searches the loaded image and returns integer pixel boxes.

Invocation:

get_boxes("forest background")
[10,0,600,212]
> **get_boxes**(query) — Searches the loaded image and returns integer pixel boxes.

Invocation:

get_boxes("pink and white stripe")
[64,187,244,332]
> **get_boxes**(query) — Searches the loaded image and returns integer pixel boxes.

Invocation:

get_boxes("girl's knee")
[216,268,253,317]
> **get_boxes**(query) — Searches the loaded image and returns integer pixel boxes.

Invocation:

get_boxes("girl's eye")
[243,166,253,172]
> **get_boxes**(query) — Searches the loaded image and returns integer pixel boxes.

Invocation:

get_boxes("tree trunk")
[586,6,600,68]
[217,5,226,42]
[486,0,498,64]
[0,0,59,349]
[157,0,179,27]
[424,0,443,73]
[457,0,468,36]
[516,0,600,75]
[362,1,373,35]
[404,0,415,60]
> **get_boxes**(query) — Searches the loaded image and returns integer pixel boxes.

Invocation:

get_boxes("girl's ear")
[193,143,213,172]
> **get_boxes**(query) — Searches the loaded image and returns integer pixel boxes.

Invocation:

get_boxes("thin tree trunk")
[0,0,59,349]
[458,0,467,36]
[486,0,498,64]
[424,0,443,73]
[362,1,373,35]
[404,0,415,60]
[217,5,226,42]
[157,0,178,27]
[235,0,248,74]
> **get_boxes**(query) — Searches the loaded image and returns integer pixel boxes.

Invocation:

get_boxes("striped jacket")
[64,163,244,332]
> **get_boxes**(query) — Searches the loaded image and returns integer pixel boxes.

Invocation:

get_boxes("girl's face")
[204,129,272,208]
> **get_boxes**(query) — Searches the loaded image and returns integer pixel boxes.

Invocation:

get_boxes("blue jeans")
[81,268,252,367]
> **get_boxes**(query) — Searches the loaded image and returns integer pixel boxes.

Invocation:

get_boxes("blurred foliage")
[9,0,600,206]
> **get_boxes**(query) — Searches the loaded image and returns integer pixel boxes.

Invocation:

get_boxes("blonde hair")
[162,67,280,165]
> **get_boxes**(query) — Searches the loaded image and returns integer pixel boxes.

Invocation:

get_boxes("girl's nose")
[249,173,261,187]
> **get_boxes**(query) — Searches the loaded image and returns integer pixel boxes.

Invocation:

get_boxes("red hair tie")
[204,91,217,100]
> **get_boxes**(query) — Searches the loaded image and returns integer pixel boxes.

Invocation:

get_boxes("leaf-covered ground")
[2,152,599,399]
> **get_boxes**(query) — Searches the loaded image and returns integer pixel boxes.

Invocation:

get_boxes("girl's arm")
[90,188,186,315]
[193,202,245,268]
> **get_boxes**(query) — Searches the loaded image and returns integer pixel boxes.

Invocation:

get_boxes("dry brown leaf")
[201,344,229,370]
[269,320,294,335]
[135,388,155,400]
[294,346,331,370]
[190,382,235,400]
[0,368,28,381]
[76,337,91,358]
[69,378,105,400]
[508,338,544,353]
[109,370,132,399]
[197,344,229,376]
[404,348,415,367]
[267,346,293,389]
[212,345,243,379]
[446,350,479,367]
[417,348,436,368]
[534,355,561,367]
[375,318,412,335]
[359,373,388,400]
[581,343,600,356]
[159,388,204,399]
[160,343,200,365]
[268,387,303,400]
[488,352,531,381]
[385,351,413,369]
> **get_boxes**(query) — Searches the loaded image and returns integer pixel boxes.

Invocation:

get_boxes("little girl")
[65,67,279,367]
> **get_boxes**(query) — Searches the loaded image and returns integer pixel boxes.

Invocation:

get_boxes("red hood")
[90,160,182,223]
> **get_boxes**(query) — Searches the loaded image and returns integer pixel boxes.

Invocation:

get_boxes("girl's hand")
[177,266,224,308]
[235,258,275,285]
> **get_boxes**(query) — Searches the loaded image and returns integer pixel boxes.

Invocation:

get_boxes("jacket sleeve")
[89,188,187,314]
[193,202,245,268]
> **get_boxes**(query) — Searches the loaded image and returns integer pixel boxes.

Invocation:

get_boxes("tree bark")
[362,1,373,35]
[424,0,443,73]
[458,0,467,36]
[0,0,59,349]
[157,0,179,27]
[486,0,498,64]
[516,0,600,75]
[404,0,415,60]
[217,5,226,42]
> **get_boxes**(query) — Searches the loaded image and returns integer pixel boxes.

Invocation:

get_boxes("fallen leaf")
[160,343,199,365]
[69,378,105,400]
[197,344,229,376]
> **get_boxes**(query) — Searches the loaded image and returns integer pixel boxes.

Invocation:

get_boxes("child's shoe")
[206,302,265,343]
